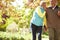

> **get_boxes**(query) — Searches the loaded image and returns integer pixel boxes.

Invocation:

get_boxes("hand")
[57,11,60,16]
[44,26,47,32]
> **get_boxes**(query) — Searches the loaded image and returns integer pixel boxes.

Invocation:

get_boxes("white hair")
[40,1,46,6]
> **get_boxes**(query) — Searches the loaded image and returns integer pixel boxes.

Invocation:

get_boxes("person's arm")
[57,11,60,16]
[43,16,47,32]
[57,7,60,16]
[43,9,48,32]
[36,7,46,18]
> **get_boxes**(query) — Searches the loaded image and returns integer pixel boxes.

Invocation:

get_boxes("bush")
[20,37,25,40]
[0,32,21,40]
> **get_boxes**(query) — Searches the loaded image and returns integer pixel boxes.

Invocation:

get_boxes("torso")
[46,6,60,28]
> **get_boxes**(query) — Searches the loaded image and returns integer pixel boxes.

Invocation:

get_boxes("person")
[30,1,47,40]
[46,0,60,40]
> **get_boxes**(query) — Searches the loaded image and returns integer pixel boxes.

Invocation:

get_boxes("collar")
[49,5,58,10]
[52,6,56,10]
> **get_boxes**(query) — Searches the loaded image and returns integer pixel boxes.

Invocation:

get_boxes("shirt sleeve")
[35,7,46,18]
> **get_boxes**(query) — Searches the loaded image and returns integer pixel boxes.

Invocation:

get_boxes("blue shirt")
[31,7,45,26]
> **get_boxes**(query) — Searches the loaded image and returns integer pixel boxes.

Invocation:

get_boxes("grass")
[0,31,21,40]
[0,29,49,40]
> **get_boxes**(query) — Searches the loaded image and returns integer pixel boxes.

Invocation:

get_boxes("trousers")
[31,23,42,40]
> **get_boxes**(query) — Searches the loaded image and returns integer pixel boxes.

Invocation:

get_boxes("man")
[46,0,60,40]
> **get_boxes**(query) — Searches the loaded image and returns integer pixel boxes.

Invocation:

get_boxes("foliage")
[57,0,60,6]
[18,7,34,28]
[0,0,35,31]
[0,31,21,40]
[0,31,49,40]
[0,0,60,31]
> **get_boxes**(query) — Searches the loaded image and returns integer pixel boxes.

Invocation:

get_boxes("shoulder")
[56,6,60,8]
[45,6,51,11]
[47,6,52,9]
[56,6,60,10]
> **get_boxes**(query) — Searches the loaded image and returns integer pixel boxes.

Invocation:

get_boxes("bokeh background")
[0,0,60,40]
